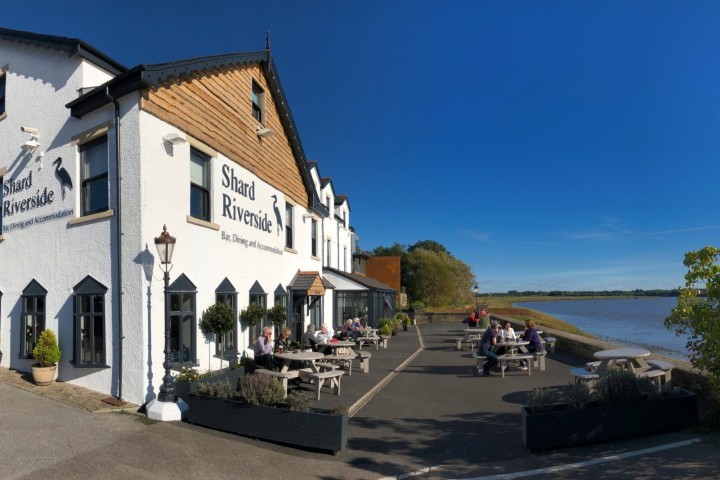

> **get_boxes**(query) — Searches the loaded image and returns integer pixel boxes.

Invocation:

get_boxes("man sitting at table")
[477,320,500,376]
[315,324,333,354]
[254,326,278,370]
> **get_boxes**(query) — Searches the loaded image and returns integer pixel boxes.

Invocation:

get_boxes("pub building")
[0,27,395,407]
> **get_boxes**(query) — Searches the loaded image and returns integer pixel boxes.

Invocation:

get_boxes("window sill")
[310,255,320,261]
[284,246,297,254]
[186,215,220,230]
[69,361,110,369]
[68,209,114,226]
[0,234,5,243]
[0,111,7,122]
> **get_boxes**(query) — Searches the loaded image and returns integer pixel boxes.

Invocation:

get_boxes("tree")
[199,302,235,370]
[665,246,720,393]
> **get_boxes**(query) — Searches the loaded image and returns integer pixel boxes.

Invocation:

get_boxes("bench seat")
[254,368,299,397]
[542,336,557,353]
[647,359,674,387]
[571,367,600,388]
[356,350,372,373]
[298,369,345,400]
[498,354,533,377]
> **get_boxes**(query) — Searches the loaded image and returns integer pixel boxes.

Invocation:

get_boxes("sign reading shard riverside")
[221,164,274,234]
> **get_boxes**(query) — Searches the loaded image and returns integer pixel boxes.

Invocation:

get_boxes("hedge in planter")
[174,366,246,404]
[187,375,348,454]
[522,371,699,451]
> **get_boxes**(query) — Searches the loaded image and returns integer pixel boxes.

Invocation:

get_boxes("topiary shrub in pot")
[240,303,266,343]
[199,302,235,369]
[32,329,61,386]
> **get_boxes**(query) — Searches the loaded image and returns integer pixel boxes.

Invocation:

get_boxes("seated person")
[301,324,319,351]
[496,320,517,355]
[315,324,333,354]
[519,318,544,370]
[254,326,277,369]
[467,312,478,327]
[477,320,500,376]
[276,327,292,352]
[340,319,353,339]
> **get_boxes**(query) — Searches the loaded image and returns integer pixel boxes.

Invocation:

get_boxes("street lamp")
[473,284,479,316]
[146,225,187,421]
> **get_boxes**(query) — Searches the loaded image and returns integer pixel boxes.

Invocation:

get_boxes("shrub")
[267,305,287,326]
[199,303,235,340]
[287,390,314,412]
[33,330,61,366]
[330,401,350,416]
[240,303,266,328]
[595,369,657,405]
[194,378,236,399]
[525,387,559,413]
[561,382,593,409]
[377,318,393,336]
[239,374,285,406]
[175,367,204,383]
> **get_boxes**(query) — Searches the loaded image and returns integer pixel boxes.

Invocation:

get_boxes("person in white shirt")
[498,320,516,342]
[315,324,332,354]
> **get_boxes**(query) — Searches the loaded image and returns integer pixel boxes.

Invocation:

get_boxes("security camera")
[21,126,38,133]
[256,126,273,138]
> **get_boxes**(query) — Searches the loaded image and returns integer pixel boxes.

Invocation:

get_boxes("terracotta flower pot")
[31,364,57,386]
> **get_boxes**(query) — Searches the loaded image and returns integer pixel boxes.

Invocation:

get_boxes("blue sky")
[4,1,720,292]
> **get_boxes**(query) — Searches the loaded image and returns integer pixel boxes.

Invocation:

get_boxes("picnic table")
[592,347,651,375]
[356,328,382,350]
[273,350,344,400]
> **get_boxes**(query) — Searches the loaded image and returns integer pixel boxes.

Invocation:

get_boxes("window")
[311,219,318,257]
[215,278,238,357]
[344,247,347,271]
[285,203,293,249]
[335,291,369,328]
[326,239,331,266]
[0,72,6,117]
[73,276,107,366]
[168,274,197,365]
[325,195,331,210]
[21,280,47,358]
[80,136,109,216]
[251,81,265,123]
[190,148,210,221]
[249,281,267,340]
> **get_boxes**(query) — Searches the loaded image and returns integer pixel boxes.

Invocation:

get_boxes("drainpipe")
[337,221,340,270]
[104,87,124,400]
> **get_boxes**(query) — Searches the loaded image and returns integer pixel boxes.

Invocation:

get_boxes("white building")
[0,27,394,406]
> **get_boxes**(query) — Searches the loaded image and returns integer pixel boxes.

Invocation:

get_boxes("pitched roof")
[65,49,323,212]
[0,27,126,74]
[323,267,396,292]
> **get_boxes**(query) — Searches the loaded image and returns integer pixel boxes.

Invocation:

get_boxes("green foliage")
[287,390,314,412]
[239,374,286,406]
[395,312,411,325]
[199,303,235,338]
[525,387,560,413]
[377,318,393,336]
[561,382,593,410]
[33,329,61,366]
[267,304,287,326]
[175,367,204,383]
[665,246,720,393]
[194,378,236,399]
[594,369,657,406]
[330,401,350,416]
[240,303,266,328]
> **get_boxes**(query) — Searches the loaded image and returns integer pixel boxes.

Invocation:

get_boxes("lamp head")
[154,224,176,265]
[256,126,273,138]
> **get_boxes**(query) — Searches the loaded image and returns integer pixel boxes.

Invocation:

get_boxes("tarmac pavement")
[1,322,719,480]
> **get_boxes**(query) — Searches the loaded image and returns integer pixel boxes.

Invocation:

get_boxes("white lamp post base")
[146,398,188,421]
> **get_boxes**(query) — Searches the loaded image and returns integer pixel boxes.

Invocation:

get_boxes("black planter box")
[522,389,698,451]
[188,393,348,454]
[175,367,245,404]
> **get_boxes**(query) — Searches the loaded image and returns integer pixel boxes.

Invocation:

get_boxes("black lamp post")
[154,225,176,402]
[473,284,479,317]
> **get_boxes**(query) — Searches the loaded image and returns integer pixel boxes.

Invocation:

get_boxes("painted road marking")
[378,438,702,480]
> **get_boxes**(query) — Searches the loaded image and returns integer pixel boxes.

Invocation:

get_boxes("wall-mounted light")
[163,133,186,145]
[302,213,314,220]
[256,126,273,138]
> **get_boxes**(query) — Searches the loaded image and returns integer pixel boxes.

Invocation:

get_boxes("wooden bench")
[542,337,557,353]
[586,359,627,372]
[531,351,547,371]
[315,361,341,371]
[472,351,487,374]
[298,369,345,400]
[646,359,674,388]
[571,367,599,388]
[356,350,372,373]
[499,354,533,377]
[321,355,354,376]
[378,335,390,349]
[254,368,300,398]
[638,368,665,388]
[456,335,480,351]
[356,335,381,350]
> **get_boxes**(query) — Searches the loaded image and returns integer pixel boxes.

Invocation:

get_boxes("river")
[513,297,691,360]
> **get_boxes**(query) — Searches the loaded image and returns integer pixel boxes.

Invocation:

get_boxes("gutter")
[104,87,124,400]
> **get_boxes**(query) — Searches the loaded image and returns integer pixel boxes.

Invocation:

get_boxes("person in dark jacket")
[477,320,500,376]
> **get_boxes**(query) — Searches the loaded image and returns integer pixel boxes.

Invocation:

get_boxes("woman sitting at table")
[466,312,478,328]
[340,319,354,339]
[276,327,292,352]
[495,320,517,355]
[477,320,500,376]
[519,318,543,370]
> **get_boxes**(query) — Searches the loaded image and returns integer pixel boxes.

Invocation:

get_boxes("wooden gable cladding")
[140,63,308,207]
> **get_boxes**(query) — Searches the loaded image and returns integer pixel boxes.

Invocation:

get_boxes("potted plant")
[395,312,411,331]
[521,369,698,450]
[188,374,348,454]
[240,303,266,342]
[267,304,287,336]
[377,319,392,337]
[31,329,61,386]
[174,363,246,404]
[199,302,235,369]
